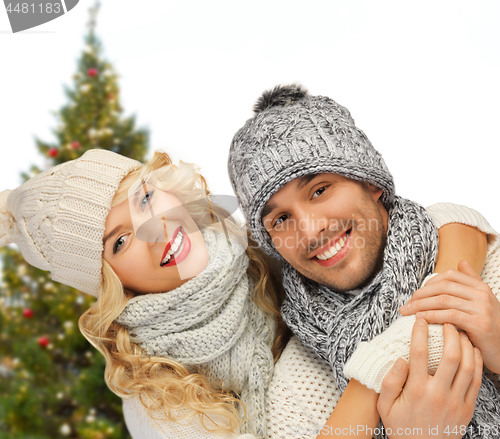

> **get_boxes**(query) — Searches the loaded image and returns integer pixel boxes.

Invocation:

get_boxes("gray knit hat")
[228,84,395,259]
[0,149,142,297]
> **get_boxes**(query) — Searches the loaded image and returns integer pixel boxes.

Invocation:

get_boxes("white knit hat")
[0,149,142,297]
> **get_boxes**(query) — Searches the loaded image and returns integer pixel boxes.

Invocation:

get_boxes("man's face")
[261,173,388,292]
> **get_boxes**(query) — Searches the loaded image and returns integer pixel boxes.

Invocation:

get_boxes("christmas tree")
[0,3,148,438]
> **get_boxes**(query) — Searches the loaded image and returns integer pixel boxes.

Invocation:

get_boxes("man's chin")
[315,264,382,293]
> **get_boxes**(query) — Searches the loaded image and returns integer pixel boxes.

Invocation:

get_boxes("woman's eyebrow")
[103,225,122,249]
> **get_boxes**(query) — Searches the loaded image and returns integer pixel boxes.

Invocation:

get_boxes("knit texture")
[0,149,141,297]
[345,243,500,394]
[343,316,443,392]
[228,85,395,259]
[426,202,498,256]
[117,230,275,438]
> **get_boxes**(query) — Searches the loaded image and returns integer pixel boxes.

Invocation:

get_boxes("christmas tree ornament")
[38,336,49,348]
[88,67,98,77]
[71,141,81,149]
[22,308,33,319]
[48,148,59,158]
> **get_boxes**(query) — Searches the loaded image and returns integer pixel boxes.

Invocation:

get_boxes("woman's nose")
[134,213,171,243]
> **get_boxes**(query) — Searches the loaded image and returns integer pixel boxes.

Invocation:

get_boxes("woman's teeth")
[316,232,349,260]
[161,230,184,266]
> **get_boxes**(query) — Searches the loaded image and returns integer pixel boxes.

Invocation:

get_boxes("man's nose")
[295,209,329,244]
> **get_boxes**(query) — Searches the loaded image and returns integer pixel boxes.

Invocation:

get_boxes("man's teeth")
[161,231,184,265]
[316,234,348,260]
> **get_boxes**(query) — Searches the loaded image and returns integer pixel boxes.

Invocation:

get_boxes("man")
[228,84,500,436]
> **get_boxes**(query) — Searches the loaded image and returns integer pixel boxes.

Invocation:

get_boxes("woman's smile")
[160,226,192,267]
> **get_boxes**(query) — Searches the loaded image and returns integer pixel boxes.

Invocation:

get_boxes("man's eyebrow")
[261,175,319,220]
[297,174,319,190]
[261,203,277,220]
[103,225,122,249]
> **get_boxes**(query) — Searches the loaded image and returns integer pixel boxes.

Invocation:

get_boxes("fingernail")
[400,302,411,310]
[446,323,457,330]
[416,312,426,318]
[392,358,403,373]
[417,318,426,326]
[460,331,469,341]
[474,347,481,357]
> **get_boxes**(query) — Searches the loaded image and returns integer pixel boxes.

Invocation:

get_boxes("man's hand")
[378,319,482,439]
[399,260,500,373]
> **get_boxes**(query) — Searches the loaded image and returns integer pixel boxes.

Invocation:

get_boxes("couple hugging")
[1,84,499,438]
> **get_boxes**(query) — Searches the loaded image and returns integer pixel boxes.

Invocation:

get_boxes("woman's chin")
[176,246,209,281]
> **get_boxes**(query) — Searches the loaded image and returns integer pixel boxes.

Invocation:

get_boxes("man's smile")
[311,228,352,267]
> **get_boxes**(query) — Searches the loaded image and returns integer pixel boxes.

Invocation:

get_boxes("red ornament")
[88,68,98,77]
[38,336,49,348]
[23,308,34,318]
[48,148,58,157]
[71,141,81,150]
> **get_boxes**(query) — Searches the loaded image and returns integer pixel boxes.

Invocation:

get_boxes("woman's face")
[102,183,209,294]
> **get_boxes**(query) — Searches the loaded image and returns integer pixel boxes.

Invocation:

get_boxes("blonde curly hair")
[78,150,288,432]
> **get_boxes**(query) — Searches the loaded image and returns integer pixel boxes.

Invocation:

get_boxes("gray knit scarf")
[281,196,500,438]
[116,229,275,438]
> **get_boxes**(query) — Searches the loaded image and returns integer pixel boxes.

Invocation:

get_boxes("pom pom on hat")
[0,190,16,247]
[253,84,308,113]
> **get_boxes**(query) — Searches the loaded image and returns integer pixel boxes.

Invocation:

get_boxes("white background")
[1,0,499,230]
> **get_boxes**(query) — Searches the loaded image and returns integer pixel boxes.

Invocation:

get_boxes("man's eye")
[140,191,155,211]
[273,214,289,228]
[312,186,327,199]
[113,235,128,254]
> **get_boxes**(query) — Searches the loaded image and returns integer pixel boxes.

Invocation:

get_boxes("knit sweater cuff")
[426,202,499,256]
[343,316,444,393]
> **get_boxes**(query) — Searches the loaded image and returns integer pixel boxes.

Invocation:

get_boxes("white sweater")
[123,203,499,439]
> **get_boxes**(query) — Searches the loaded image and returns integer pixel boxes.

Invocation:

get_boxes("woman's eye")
[113,235,128,254]
[312,186,327,199]
[140,191,155,211]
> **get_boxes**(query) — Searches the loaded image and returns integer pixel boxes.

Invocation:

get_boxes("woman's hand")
[400,260,500,373]
[377,319,482,439]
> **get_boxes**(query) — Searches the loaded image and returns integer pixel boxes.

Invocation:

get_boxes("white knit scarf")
[281,196,500,438]
[116,229,275,438]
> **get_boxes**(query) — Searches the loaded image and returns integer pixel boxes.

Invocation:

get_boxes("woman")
[0,148,488,438]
